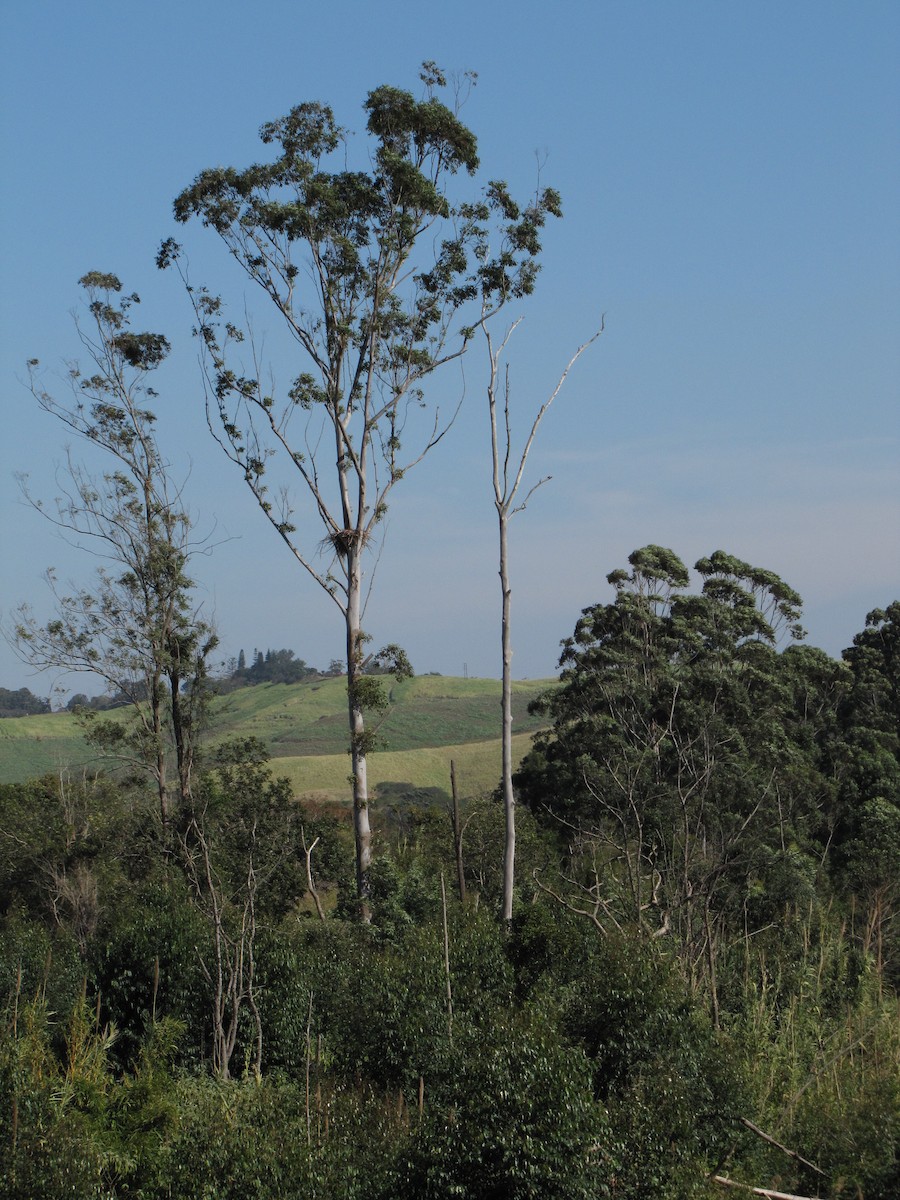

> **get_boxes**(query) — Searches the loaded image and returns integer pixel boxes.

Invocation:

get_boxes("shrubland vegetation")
[2,566,897,1198]
[3,65,897,1199]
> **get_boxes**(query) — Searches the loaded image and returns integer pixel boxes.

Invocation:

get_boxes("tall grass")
[720,902,900,1196]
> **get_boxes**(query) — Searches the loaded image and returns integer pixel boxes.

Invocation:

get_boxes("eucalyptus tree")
[15,273,216,827]
[160,64,560,914]
[830,602,900,973]
[839,601,900,809]
[519,546,813,997]
[482,318,602,921]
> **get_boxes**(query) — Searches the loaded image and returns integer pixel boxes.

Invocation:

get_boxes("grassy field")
[268,729,540,803]
[0,675,553,798]
[207,674,550,757]
[0,710,110,784]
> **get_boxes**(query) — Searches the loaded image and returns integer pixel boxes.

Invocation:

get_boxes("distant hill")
[0,675,554,801]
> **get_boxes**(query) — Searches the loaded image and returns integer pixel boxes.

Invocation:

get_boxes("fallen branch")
[739,1117,825,1177]
[713,1176,822,1200]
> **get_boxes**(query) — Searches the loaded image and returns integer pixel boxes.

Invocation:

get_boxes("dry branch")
[739,1118,825,1177]
[713,1177,822,1200]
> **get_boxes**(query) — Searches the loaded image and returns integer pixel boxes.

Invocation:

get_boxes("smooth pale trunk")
[346,550,372,921]
[499,511,516,923]
[150,677,169,829]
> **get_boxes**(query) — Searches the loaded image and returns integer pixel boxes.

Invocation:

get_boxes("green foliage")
[0,772,135,953]
[723,909,900,1199]
[841,602,900,744]
[18,272,217,820]
[365,855,440,939]
[178,740,307,1077]
[350,673,389,715]
[89,874,207,1067]
[144,1076,402,1200]
[0,687,50,717]
[230,646,319,687]
[838,796,900,896]
[2,537,898,1195]
[791,1002,900,1200]
[0,1016,109,1200]
[315,922,453,1094]
[370,643,414,681]
[191,738,304,918]
[0,992,183,1200]
[516,546,835,977]
[394,1017,609,1200]
[507,902,598,997]
[0,915,85,1031]
[461,792,555,910]
[831,602,900,873]
[556,934,744,1190]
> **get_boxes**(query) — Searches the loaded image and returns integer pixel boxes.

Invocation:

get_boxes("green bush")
[146,1076,402,1200]
[560,934,744,1197]
[0,996,182,1200]
[0,915,85,1039]
[392,1016,610,1200]
[89,875,207,1067]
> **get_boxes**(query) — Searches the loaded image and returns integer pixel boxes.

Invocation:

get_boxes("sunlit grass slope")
[0,711,108,783]
[270,730,540,803]
[206,674,550,758]
[0,675,553,791]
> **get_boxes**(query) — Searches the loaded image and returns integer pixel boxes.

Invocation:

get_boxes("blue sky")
[2,1,898,698]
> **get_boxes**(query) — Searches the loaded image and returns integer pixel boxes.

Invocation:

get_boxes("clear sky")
[2,1,898,700]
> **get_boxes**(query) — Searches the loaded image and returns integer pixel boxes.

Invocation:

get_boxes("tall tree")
[160,64,560,914]
[15,273,216,827]
[838,601,900,807]
[829,602,900,974]
[519,547,817,995]
[482,318,602,921]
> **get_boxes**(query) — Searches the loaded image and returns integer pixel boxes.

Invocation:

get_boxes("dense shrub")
[393,1016,610,1200]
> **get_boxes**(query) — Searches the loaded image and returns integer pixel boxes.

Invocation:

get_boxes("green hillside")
[0,675,553,797]
[0,710,111,783]
[269,730,540,803]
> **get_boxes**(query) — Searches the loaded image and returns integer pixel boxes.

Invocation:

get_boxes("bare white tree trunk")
[498,509,516,923]
[346,560,373,920]
[301,828,326,921]
[485,319,603,923]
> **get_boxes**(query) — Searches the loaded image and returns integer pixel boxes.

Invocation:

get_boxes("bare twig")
[301,826,326,920]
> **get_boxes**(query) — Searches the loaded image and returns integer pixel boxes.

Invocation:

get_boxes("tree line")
[0,688,50,718]
[0,649,336,714]
[217,648,338,692]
